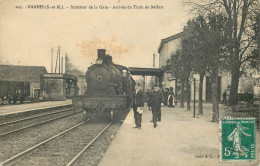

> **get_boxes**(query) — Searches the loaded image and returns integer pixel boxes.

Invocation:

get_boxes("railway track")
[0,107,82,137]
[1,121,112,166]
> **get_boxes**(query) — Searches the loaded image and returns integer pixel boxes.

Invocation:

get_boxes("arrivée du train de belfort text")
[22,4,163,10]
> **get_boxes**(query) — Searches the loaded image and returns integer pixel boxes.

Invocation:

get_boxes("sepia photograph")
[0,0,259,165]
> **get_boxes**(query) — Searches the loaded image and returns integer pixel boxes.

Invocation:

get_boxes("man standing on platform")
[148,84,164,128]
[222,90,227,104]
[130,83,145,129]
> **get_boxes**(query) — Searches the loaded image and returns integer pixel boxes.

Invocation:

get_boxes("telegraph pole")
[51,47,53,73]
[58,46,60,74]
[61,56,63,73]
[65,52,67,73]
[55,47,58,73]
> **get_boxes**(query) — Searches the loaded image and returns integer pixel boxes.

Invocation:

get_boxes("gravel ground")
[0,107,129,166]
[0,105,72,124]
[0,108,79,134]
[8,122,109,166]
[72,122,123,166]
[72,109,129,166]
[0,109,84,161]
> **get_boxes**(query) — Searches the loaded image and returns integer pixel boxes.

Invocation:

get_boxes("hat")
[154,84,158,87]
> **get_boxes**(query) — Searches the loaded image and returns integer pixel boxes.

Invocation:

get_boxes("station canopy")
[128,67,164,77]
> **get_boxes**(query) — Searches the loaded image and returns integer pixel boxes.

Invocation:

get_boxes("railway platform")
[98,104,260,166]
[0,99,72,116]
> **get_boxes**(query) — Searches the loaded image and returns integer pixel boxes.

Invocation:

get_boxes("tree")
[250,13,260,71]
[168,50,184,106]
[182,23,196,111]
[183,14,229,121]
[226,0,260,105]
[188,16,209,115]
[166,48,190,109]
[205,14,229,121]
[185,0,260,106]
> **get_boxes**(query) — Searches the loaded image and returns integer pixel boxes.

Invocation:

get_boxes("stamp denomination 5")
[220,118,256,162]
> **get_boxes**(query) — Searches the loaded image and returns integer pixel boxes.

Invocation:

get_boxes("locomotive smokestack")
[97,49,106,59]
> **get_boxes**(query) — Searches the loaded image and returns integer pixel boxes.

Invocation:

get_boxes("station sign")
[41,73,77,80]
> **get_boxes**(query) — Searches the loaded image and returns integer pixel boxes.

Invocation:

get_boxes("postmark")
[220,117,256,162]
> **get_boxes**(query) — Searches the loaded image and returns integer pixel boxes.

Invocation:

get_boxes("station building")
[158,32,232,102]
[0,64,80,102]
[40,73,77,101]
[0,65,47,99]
[158,32,183,89]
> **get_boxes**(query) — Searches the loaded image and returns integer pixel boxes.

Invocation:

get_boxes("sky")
[0,0,190,73]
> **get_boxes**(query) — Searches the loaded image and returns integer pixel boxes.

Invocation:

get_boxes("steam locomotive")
[72,49,135,121]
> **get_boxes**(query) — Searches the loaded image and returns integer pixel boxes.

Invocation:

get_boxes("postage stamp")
[220,117,256,162]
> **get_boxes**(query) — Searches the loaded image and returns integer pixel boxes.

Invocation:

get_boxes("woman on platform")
[168,87,175,107]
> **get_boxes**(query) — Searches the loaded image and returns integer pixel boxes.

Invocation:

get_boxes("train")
[72,49,135,121]
[0,81,30,104]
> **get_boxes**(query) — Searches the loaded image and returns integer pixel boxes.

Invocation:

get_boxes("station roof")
[0,65,47,83]
[158,32,183,53]
[129,67,164,76]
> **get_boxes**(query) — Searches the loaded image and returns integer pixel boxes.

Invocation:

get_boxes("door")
[33,89,40,98]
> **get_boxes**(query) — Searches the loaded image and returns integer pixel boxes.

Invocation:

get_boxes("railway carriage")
[0,81,30,103]
[73,49,135,121]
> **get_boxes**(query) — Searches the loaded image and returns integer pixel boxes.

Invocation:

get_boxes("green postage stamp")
[220,117,256,162]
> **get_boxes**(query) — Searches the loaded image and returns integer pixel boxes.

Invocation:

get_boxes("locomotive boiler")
[72,49,135,121]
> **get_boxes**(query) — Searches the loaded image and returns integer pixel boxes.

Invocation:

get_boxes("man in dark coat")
[147,87,154,111]
[130,83,145,129]
[148,85,164,128]
[222,90,227,104]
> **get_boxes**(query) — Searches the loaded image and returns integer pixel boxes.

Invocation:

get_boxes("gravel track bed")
[0,109,79,134]
[0,106,73,124]
[72,109,130,166]
[72,122,122,166]
[0,109,84,161]
[8,122,110,166]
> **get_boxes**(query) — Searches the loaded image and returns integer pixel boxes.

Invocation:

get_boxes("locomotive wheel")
[83,110,92,122]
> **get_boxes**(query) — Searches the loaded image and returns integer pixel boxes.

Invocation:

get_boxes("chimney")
[65,53,68,73]
[97,49,106,59]
[153,53,155,68]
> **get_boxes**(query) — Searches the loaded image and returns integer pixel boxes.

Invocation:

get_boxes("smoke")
[65,55,84,76]
[76,37,134,63]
